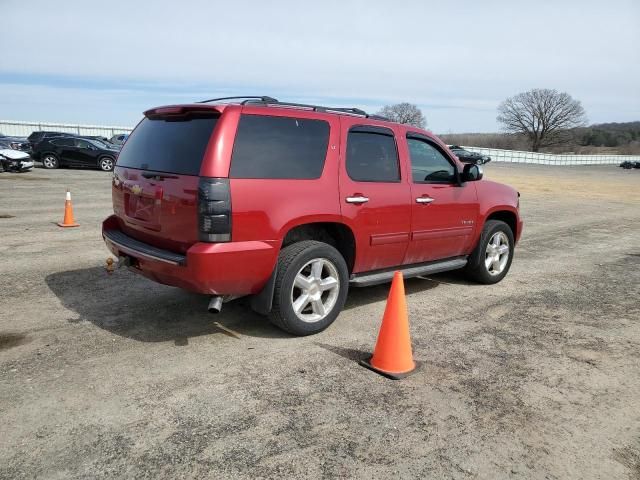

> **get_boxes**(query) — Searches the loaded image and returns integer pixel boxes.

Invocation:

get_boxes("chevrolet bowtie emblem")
[131,185,142,195]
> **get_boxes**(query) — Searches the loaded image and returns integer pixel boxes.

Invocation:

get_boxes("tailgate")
[111,110,220,254]
[112,167,199,254]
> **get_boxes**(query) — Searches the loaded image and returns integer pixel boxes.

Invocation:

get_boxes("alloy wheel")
[290,258,340,323]
[485,231,510,276]
[100,158,114,171]
[43,155,57,168]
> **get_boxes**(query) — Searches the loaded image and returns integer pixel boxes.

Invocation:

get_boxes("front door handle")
[416,196,435,204]
[346,195,369,204]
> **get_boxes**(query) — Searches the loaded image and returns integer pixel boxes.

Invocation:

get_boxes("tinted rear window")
[28,132,44,142]
[230,114,330,179]
[116,115,218,175]
[51,138,74,147]
[346,130,400,182]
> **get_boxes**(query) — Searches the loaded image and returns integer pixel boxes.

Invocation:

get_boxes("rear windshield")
[116,115,218,175]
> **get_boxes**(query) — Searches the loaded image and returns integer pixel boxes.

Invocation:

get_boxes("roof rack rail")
[246,99,386,120]
[197,95,278,104]
[369,114,391,121]
[195,96,390,121]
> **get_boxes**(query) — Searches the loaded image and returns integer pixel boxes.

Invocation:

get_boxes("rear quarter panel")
[223,107,343,244]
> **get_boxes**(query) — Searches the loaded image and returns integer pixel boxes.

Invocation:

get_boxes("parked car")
[27,131,74,150]
[0,140,33,172]
[109,133,129,145]
[81,135,113,144]
[448,145,491,165]
[33,136,119,171]
[103,96,522,336]
[0,134,32,153]
[619,160,640,169]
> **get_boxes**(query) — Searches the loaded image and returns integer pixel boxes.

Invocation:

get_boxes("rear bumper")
[102,215,278,295]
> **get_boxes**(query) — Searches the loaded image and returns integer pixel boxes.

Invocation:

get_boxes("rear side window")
[51,138,74,147]
[346,128,400,182]
[230,115,330,179]
[116,115,218,175]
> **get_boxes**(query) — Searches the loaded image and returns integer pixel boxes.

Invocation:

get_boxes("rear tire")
[42,154,59,169]
[99,156,115,171]
[465,220,514,284]
[269,240,349,336]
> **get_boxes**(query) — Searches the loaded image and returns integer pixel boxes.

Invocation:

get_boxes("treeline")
[439,121,640,154]
[576,122,640,148]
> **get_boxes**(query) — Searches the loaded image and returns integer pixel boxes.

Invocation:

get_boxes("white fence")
[1,119,638,165]
[0,120,133,138]
[462,146,639,165]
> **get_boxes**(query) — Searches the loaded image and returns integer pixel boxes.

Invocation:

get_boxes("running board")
[349,257,468,287]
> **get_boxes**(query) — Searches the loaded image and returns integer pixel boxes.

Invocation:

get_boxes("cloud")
[1,0,638,131]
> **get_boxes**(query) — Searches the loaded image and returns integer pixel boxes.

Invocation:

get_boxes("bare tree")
[377,103,426,129]
[497,89,587,152]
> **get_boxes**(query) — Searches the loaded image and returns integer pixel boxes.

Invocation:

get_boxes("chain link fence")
[0,120,133,139]
[461,146,639,165]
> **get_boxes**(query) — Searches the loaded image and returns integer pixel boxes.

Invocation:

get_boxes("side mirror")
[461,163,483,182]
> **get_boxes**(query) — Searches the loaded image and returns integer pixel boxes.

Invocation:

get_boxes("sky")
[0,0,638,133]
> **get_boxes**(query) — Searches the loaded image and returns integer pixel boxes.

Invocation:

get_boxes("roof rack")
[195,95,391,121]
[197,95,278,104]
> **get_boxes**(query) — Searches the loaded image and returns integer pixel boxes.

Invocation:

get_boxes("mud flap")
[249,265,277,315]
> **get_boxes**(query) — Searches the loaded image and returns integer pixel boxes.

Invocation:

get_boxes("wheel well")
[486,210,517,238]
[282,222,356,273]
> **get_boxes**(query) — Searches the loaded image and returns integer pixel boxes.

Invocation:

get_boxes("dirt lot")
[1,164,639,479]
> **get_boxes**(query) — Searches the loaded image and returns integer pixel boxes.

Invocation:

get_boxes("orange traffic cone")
[57,190,79,228]
[360,271,419,379]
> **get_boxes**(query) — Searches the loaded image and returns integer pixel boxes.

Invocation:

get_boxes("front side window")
[407,137,456,183]
[346,128,400,182]
[230,115,330,179]
[75,139,92,149]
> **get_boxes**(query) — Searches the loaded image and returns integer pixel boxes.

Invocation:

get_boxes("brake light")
[198,178,231,242]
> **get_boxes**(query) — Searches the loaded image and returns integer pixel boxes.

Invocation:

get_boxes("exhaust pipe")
[208,296,223,314]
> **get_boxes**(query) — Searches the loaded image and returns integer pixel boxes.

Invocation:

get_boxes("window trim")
[406,133,460,185]
[345,125,401,183]
[229,113,331,180]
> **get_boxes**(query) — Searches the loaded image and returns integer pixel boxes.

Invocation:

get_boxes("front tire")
[269,240,349,336]
[42,154,59,169]
[465,220,514,284]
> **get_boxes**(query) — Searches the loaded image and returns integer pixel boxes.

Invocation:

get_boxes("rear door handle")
[346,195,369,204]
[416,196,435,204]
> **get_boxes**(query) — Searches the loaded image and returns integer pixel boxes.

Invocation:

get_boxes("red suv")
[103,96,522,335]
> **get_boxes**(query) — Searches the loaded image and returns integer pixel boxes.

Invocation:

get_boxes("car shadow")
[45,266,291,344]
[45,266,468,345]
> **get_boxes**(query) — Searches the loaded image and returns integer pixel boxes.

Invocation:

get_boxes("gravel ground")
[0,163,639,479]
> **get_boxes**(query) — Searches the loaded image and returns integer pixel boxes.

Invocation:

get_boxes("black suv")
[33,136,119,171]
[448,145,491,165]
[27,131,72,149]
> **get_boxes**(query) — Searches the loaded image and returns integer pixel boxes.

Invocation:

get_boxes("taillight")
[198,178,231,242]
